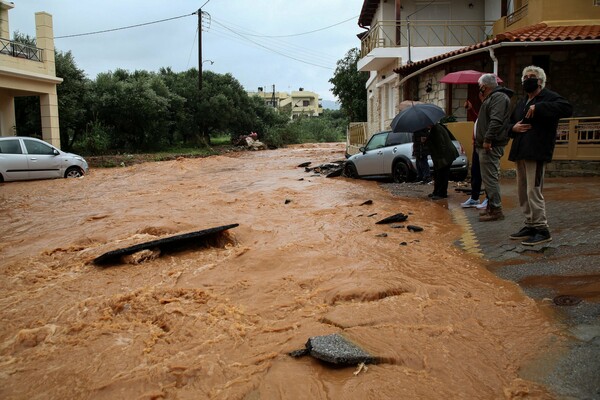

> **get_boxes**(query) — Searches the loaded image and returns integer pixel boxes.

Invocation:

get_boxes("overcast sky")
[8,0,366,102]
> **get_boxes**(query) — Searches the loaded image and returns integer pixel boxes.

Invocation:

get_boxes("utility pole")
[198,0,211,90]
[198,8,203,90]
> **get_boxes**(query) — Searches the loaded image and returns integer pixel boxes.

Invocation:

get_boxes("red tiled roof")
[395,23,600,75]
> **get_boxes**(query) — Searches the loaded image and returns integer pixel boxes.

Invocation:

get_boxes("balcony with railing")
[0,38,43,62]
[505,1,529,28]
[360,20,495,57]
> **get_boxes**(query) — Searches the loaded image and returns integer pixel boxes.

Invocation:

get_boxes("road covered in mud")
[1,143,559,399]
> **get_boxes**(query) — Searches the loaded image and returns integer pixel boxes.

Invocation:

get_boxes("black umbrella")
[390,103,445,133]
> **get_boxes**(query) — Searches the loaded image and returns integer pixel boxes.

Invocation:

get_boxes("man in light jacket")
[475,73,513,222]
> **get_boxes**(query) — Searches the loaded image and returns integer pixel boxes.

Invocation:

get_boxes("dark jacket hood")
[492,86,514,98]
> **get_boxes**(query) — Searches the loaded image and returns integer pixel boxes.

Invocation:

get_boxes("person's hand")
[483,142,492,152]
[512,120,532,133]
[464,100,472,110]
[525,104,535,119]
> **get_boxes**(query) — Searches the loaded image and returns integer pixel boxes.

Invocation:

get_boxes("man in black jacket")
[508,65,573,246]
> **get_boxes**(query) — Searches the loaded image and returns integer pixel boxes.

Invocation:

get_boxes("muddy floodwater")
[1,143,560,399]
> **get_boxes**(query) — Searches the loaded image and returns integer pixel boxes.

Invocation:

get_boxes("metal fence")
[0,38,43,62]
[360,20,495,56]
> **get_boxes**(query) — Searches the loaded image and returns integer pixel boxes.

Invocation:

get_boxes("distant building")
[0,1,62,147]
[248,86,323,119]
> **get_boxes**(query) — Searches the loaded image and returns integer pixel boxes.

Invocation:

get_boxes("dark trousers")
[470,149,482,200]
[433,164,451,197]
[416,155,431,181]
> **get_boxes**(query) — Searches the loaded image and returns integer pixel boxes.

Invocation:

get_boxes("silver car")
[344,130,468,183]
[0,136,89,182]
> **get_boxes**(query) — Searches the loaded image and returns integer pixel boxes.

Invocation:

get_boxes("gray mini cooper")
[344,130,468,183]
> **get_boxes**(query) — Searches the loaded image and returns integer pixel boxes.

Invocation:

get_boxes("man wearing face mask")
[508,65,572,246]
[475,74,513,222]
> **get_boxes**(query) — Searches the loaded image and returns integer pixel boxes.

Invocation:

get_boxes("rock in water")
[376,213,408,224]
[407,225,424,232]
[290,333,376,365]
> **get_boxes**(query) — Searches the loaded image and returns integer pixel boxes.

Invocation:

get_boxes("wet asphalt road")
[382,176,600,400]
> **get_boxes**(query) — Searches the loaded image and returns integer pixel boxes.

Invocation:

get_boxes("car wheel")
[65,166,83,178]
[343,162,359,179]
[392,161,410,183]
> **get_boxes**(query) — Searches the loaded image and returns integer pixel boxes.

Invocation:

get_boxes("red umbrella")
[439,70,503,84]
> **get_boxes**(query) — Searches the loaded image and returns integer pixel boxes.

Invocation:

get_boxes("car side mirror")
[359,147,365,154]
[53,149,59,156]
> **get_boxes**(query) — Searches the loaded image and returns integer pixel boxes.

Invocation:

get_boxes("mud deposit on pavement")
[1,143,559,399]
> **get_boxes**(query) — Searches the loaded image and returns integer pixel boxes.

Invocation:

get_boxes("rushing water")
[0,143,558,399]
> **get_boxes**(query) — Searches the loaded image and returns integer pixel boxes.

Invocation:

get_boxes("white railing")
[360,20,495,56]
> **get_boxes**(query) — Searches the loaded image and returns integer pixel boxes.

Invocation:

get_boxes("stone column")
[35,12,61,148]
[0,94,16,136]
[0,1,14,40]
[40,92,61,148]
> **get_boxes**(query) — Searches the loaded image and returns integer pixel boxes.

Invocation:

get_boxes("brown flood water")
[1,143,560,399]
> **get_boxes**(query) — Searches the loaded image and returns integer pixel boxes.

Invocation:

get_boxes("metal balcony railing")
[505,1,529,27]
[360,20,495,57]
[0,38,43,62]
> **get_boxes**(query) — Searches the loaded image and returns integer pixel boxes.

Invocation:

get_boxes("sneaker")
[509,226,537,240]
[479,207,505,222]
[521,230,552,246]
[461,198,480,208]
[476,198,488,210]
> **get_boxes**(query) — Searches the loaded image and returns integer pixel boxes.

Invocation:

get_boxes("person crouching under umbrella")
[423,123,459,200]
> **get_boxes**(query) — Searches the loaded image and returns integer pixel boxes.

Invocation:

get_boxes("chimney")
[299,88,304,91]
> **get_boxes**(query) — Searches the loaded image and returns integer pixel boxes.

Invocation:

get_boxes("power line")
[52,10,354,71]
[240,15,358,38]
[210,20,334,70]
[207,23,336,66]
[55,13,195,39]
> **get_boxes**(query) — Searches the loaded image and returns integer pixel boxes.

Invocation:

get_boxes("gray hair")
[478,73,499,88]
[521,65,547,89]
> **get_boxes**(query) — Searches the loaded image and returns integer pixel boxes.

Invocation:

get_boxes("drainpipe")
[489,47,498,75]
[407,16,412,63]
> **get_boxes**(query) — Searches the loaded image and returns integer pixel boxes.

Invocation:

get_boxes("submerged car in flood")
[343,130,468,183]
[0,136,89,182]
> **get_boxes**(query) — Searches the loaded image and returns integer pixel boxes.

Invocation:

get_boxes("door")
[353,132,388,176]
[22,138,62,180]
[0,138,29,181]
